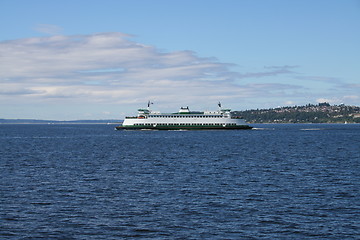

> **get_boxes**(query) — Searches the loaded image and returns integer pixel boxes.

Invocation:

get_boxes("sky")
[0,0,359,120]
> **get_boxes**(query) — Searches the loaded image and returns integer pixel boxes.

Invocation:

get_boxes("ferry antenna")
[147,100,154,110]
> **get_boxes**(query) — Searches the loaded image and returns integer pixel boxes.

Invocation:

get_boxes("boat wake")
[300,128,323,131]
[252,127,275,131]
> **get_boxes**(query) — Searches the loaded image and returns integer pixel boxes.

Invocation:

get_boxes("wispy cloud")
[3,32,354,119]
[0,32,298,107]
[295,75,342,84]
[34,24,63,35]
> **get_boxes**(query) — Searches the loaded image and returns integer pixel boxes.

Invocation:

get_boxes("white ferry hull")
[116,125,252,130]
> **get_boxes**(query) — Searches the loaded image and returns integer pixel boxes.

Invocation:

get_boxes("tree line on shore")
[234,103,360,123]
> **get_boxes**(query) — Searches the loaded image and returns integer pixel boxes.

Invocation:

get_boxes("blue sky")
[1,0,359,120]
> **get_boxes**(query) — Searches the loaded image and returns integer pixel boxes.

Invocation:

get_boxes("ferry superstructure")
[115,103,252,130]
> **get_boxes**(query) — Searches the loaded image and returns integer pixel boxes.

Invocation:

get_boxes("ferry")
[115,102,252,130]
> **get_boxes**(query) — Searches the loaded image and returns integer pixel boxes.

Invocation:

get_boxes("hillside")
[234,103,360,123]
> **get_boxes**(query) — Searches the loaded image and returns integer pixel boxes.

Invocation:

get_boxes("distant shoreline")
[0,122,120,125]
[0,119,121,124]
[0,121,358,125]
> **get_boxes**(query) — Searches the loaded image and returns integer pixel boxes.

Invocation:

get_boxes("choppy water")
[1,124,360,239]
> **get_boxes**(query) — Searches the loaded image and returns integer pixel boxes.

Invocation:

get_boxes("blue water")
[1,124,360,239]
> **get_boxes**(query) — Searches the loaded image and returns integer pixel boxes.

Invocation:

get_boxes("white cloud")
[1,32,339,119]
[34,24,63,35]
[0,33,297,104]
[343,95,359,100]
[316,98,339,104]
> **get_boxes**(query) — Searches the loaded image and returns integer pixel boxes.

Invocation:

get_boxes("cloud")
[9,32,353,120]
[1,32,299,108]
[34,24,63,35]
[343,95,359,100]
[0,87,44,95]
[237,65,296,79]
[316,98,339,104]
[295,75,342,84]
[284,101,295,105]
[339,83,360,89]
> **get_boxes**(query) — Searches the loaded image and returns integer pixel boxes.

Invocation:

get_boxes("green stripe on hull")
[115,125,252,130]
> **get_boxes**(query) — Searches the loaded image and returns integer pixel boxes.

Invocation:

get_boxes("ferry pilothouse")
[115,102,252,130]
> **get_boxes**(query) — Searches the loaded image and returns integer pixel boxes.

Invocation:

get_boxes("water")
[1,124,360,239]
